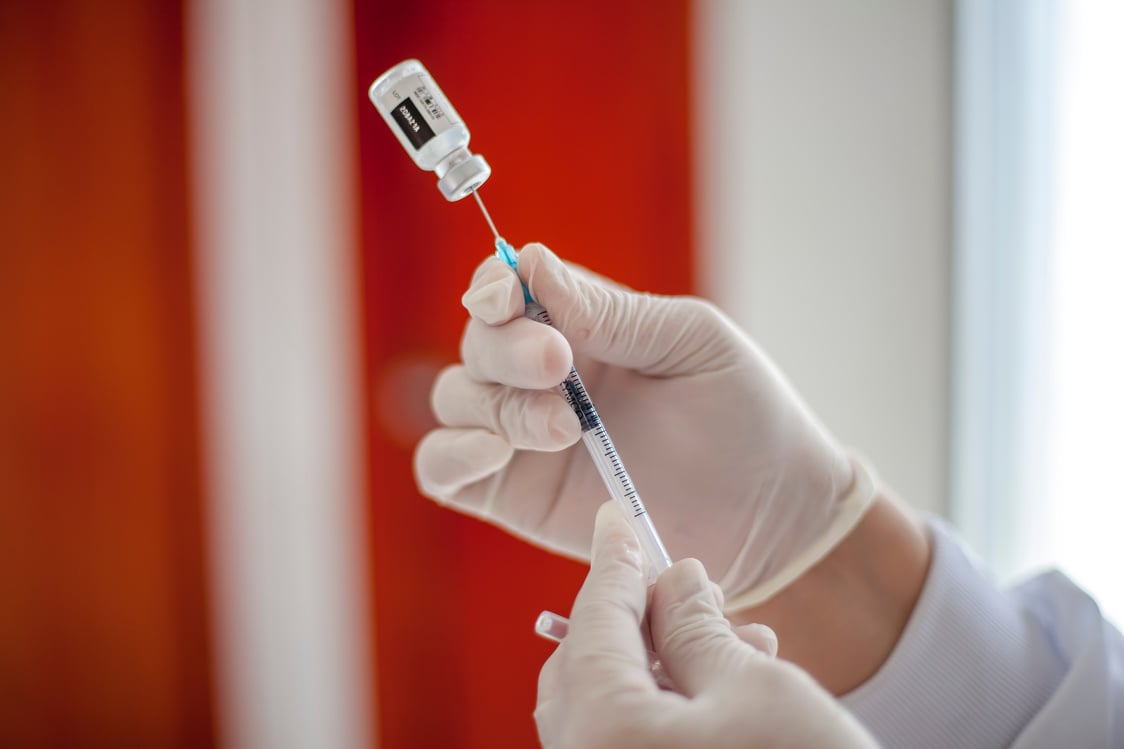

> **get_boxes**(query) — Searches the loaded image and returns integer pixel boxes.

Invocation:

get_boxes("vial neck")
[435,147,473,179]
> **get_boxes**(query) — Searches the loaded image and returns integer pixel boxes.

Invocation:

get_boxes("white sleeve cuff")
[840,516,1067,749]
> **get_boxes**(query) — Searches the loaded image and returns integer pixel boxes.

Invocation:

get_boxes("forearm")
[728,492,931,695]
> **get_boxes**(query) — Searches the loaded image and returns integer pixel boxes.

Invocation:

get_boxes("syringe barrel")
[494,239,673,579]
[581,429,673,581]
[526,302,673,580]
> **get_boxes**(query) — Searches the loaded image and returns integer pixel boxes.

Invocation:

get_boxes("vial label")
[375,72,457,151]
[390,97,436,149]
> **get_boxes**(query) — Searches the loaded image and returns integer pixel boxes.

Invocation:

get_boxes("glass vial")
[369,59,491,201]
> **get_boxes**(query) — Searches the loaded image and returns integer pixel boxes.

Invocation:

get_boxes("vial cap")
[437,154,491,201]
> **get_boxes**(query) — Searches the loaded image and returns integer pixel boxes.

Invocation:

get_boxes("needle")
[472,188,501,240]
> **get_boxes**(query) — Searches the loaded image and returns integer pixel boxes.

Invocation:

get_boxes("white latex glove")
[534,502,879,749]
[414,242,874,608]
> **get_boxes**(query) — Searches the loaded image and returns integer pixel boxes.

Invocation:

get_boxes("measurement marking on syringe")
[504,273,670,569]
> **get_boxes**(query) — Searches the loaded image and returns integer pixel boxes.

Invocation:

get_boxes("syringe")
[472,191,673,580]
[368,59,671,578]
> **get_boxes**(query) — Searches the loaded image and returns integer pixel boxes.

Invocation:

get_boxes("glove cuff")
[721,453,878,613]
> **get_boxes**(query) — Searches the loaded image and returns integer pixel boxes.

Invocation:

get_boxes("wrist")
[720,454,876,611]
[728,491,932,695]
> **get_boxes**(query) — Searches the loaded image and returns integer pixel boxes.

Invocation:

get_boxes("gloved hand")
[534,502,879,749]
[414,242,874,608]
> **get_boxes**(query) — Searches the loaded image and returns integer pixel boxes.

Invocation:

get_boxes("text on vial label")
[390,97,436,150]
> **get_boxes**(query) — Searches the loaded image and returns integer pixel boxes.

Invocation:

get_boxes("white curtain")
[954,0,1124,627]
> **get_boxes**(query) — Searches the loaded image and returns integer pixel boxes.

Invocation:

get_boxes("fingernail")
[664,558,711,605]
[709,582,725,611]
[745,623,779,658]
[591,502,641,567]
[535,244,565,275]
[461,276,514,321]
[545,408,579,447]
[516,335,551,379]
[522,243,566,289]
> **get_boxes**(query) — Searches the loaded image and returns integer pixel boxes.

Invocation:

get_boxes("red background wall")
[0,2,216,747]
[352,2,695,746]
[0,2,695,746]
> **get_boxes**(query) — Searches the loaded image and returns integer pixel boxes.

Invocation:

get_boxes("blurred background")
[1,0,1120,747]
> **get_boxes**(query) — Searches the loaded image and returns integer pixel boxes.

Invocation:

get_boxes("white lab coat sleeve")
[840,516,1124,748]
